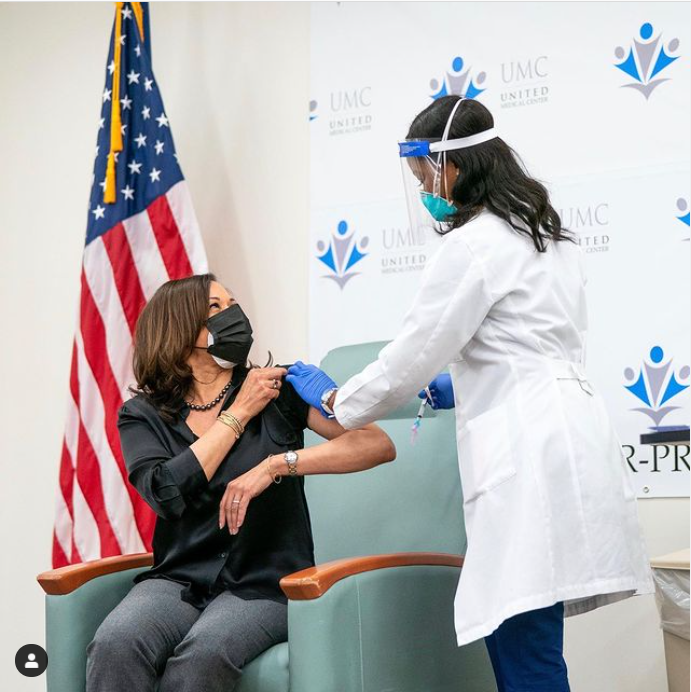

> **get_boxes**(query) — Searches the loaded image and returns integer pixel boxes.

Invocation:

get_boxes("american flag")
[52,2,208,568]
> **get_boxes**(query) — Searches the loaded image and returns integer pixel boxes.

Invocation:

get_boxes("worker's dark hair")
[406,96,576,252]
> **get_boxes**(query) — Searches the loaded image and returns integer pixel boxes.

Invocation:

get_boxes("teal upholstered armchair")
[37,342,496,692]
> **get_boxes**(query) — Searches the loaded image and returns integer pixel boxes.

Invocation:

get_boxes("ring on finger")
[272,378,279,390]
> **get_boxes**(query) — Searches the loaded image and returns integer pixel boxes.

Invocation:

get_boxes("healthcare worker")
[286,95,655,692]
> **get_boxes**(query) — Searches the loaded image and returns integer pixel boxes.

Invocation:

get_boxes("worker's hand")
[418,373,455,410]
[286,361,338,417]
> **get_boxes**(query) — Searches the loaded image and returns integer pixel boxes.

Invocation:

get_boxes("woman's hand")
[219,456,275,535]
[229,366,287,424]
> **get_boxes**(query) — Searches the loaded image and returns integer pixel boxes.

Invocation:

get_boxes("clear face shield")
[398,98,499,234]
[399,140,455,235]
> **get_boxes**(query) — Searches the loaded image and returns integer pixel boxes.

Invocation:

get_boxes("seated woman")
[86,273,396,692]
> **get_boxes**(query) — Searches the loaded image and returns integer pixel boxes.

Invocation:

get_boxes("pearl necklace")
[186,379,233,411]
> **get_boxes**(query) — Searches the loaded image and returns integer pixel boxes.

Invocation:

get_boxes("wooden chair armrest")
[36,552,153,595]
[280,552,463,601]
[38,551,463,598]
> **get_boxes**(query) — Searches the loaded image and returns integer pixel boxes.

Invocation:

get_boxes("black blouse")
[117,364,315,609]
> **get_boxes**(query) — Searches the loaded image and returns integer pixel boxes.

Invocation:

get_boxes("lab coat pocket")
[458,402,517,504]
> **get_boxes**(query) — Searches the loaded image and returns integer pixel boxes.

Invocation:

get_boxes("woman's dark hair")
[130,273,217,422]
[129,273,272,423]
[407,95,575,251]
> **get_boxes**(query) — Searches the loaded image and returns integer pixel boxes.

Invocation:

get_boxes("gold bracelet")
[218,413,241,440]
[217,411,243,439]
[219,410,244,433]
[265,455,282,484]
[225,410,245,434]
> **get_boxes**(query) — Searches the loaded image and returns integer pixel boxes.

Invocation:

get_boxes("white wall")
[0,3,686,691]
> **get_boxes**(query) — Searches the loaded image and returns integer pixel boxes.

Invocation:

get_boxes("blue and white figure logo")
[309,99,318,122]
[316,220,369,289]
[614,22,680,99]
[430,56,487,100]
[624,346,689,427]
[677,197,690,241]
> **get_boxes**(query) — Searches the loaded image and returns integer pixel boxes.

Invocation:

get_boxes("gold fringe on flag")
[104,2,124,204]
[132,2,145,42]
[103,2,145,204]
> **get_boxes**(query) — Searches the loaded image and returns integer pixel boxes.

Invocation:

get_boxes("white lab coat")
[333,208,655,647]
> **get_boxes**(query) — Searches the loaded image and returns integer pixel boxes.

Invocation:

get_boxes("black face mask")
[205,304,254,367]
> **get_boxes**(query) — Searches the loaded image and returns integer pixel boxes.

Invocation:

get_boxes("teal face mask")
[420,191,457,222]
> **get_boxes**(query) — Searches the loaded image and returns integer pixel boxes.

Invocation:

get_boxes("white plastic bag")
[653,567,690,641]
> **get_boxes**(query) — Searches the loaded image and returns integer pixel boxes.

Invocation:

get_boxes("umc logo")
[559,203,610,254]
[315,220,369,289]
[677,197,690,241]
[380,226,428,275]
[429,56,487,100]
[328,88,372,136]
[614,22,680,99]
[624,346,689,427]
[500,56,549,109]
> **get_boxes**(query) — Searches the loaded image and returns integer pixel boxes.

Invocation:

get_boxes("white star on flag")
[121,95,132,110]
[141,106,151,120]
[121,6,133,19]
[92,205,106,220]
[135,133,147,148]
[154,140,165,155]
[121,185,135,200]
[156,113,169,128]
[107,61,116,75]
[95,145,99,159]
[135,44,141,57]
[126,70,140,85]
[128,160,143,175]
[119,34,127,46]
[144,77,154,92]
[102,88,112,102]
[149,167,161,182]
[99,117,105,129]
[99,178,107,190]
[121,123,127,136]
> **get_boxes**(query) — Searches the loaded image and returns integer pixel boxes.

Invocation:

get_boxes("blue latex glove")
[418,373,455,410]
[286,361,338,417]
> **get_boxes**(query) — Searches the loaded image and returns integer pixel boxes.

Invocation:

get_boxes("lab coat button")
[219,552,226,558]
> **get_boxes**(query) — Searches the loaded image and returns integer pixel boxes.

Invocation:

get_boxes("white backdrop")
[309,1,691,498]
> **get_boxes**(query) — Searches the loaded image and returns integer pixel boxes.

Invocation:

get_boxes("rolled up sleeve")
[117,403,208,520]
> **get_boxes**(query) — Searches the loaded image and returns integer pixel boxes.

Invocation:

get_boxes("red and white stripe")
[52,181,208,567]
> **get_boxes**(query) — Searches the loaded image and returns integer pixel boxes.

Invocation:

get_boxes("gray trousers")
[86,578,288,692]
